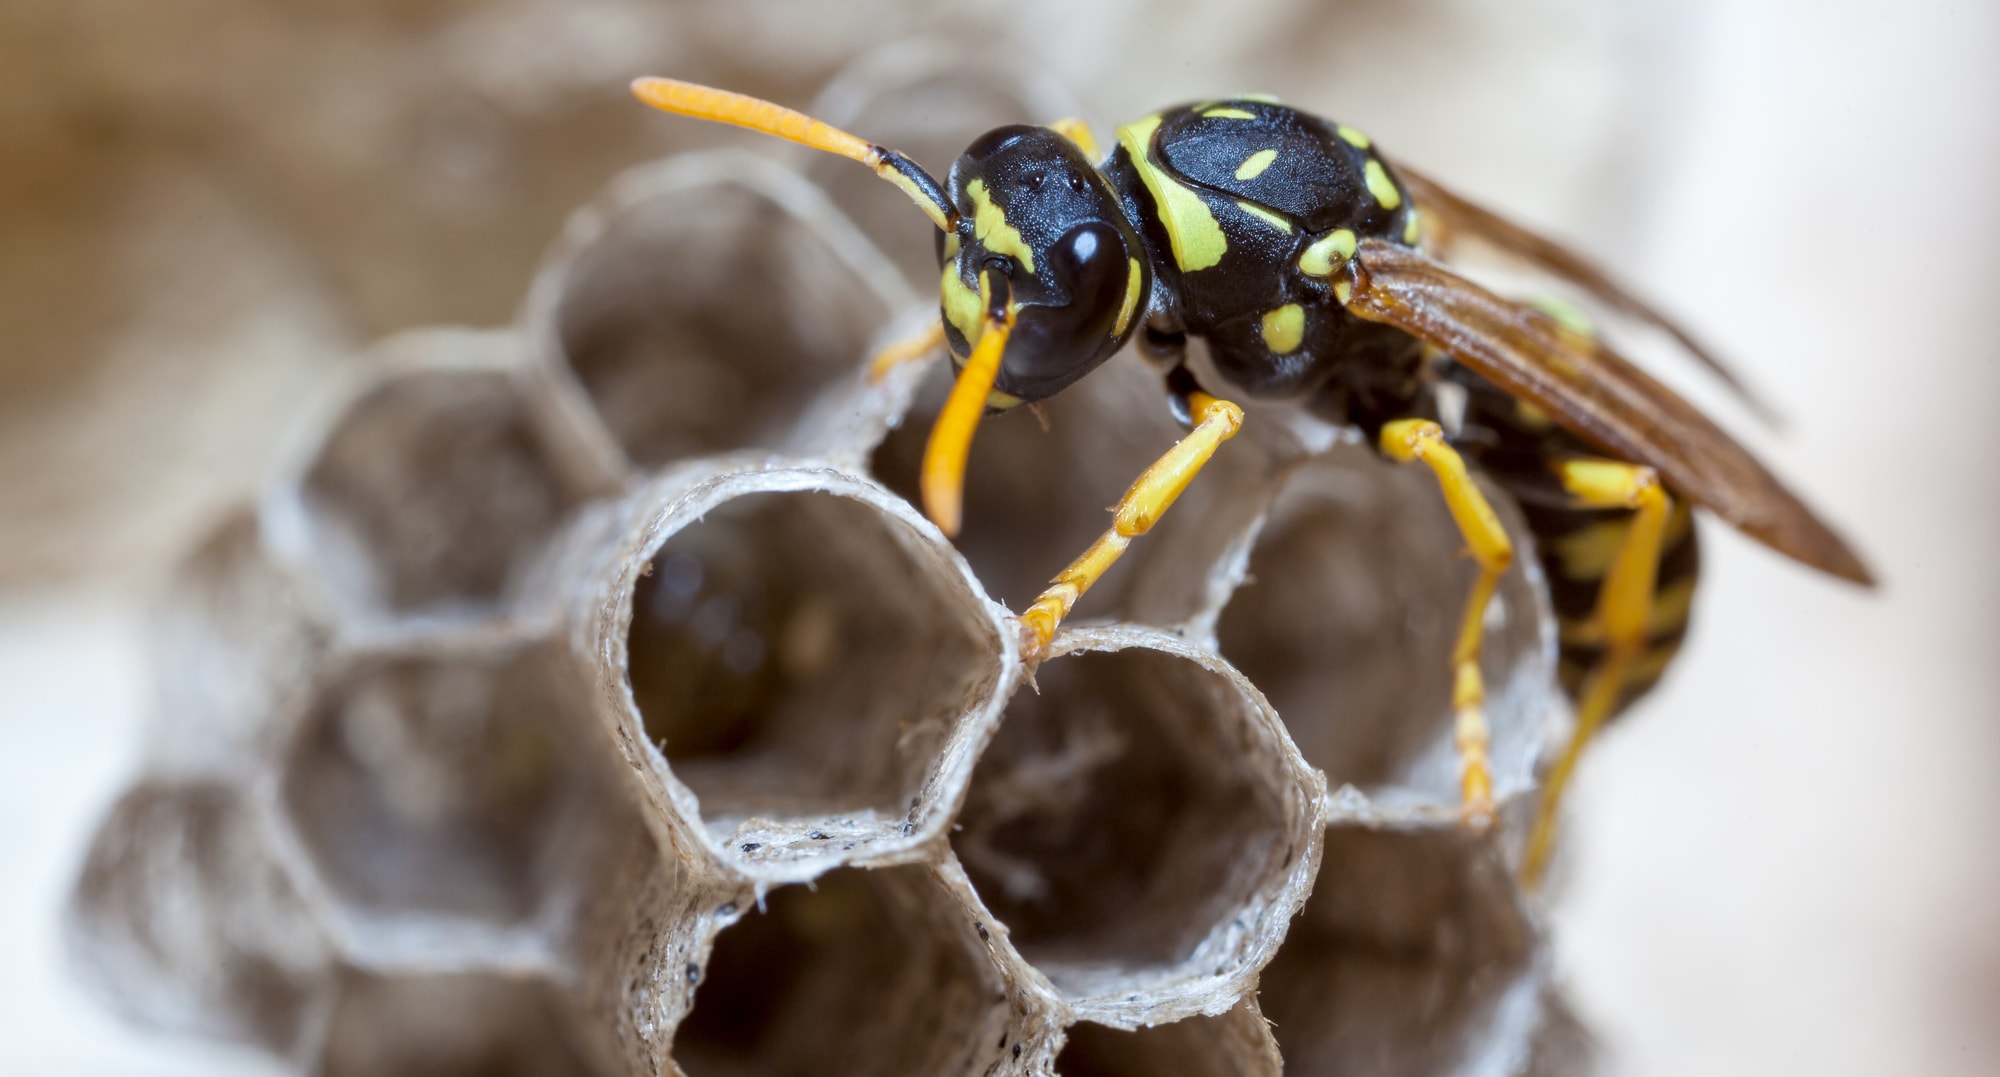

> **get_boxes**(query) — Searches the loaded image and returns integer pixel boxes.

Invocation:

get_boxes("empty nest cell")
[287,331,586,626]
[870,352,1278,626]
[67,781,330,1057]
[1259,823,1557,1076]
[1055,1002,1281,1077]
[278,638,607,938]
[529,152,909,477]
[318,968,612,1077]
[147,507,328,778]
[1216,446,1556,804]
[674,866,1013,1077]
[612,471,1009,872]
[951,629,1320,1014]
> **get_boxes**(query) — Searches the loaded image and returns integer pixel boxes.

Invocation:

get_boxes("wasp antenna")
[922,273,1015,536]
[631,77,957,232]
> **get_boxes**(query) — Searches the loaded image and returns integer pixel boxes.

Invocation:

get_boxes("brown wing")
[1346,239,1873,585]
[1392,161,1783,426]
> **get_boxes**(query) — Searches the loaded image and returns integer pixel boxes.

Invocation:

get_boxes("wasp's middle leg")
[1019,370,1243,661]
[1380,418,1515,825]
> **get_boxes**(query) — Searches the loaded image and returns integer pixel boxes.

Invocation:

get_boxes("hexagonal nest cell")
[285,330,589,627]
[72,56,1596,1077]
[673,866,1013,1077]
[318,969,613,1077]
[1055,1003,1281,1077]
[1259,822,1587,1076]
[279,637,609,940]
[527,152,911,477]
[951,629,1321,1017]
[1216,445,1557,806]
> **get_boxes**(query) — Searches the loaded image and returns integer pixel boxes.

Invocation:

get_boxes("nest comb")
[69,56,1596,1077]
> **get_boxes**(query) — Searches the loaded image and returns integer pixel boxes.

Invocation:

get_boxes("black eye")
[1065,171,1087,193]
[1023,169,1046,192]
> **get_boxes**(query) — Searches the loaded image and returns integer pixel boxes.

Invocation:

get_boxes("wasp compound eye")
[988,221,1130,403]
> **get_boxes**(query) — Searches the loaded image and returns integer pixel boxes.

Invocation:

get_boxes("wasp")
[629,78,1873,882]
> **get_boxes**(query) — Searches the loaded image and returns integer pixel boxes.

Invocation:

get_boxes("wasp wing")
[1346,238,1872,584]
[1392,162,1782,425]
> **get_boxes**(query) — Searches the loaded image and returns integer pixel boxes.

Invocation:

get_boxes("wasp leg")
[866,318,946,383]
[1048,117,1102,161]
[1522,457,1672,886]
[1380,419,1515,826]
[1019,385,1244,661]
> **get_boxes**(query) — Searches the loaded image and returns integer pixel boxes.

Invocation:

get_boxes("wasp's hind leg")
[1522,457,1673,886]
[1019,366,1243,661]
[1379,418,1516,826]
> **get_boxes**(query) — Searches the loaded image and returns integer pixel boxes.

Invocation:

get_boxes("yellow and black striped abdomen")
[1445,362,1702,720]
[1518,495,1700,714]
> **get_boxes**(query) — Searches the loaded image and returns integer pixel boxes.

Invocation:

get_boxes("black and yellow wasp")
[630,78,1873,882]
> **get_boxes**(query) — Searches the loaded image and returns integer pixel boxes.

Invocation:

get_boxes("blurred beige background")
[1,1,1994,1074]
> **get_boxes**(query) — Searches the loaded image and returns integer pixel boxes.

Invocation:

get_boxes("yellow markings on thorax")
[1117,114,1228,272]
[1235,148,1278,181]
[1299,228,1357,277]
[1202,107,1257,120]
[1235,200,1292,232]
[986,389,1025,411]
[966,179,1035,272]
[940,264,983,348]
[1260,304,1305,355]
[1335,124,1371,149]
[1363,159,1403,209]
[1403,208,1422,245]
[1113,257,1144,337]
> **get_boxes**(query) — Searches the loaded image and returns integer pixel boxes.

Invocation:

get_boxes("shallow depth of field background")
[1,1,1994,1074]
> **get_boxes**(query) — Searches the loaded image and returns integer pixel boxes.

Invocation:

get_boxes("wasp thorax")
[937,125,1150,404]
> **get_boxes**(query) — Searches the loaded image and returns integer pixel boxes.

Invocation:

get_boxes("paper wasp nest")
[70,59,1594,1077]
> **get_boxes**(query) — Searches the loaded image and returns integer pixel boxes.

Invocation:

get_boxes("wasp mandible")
[629,78,1873,883]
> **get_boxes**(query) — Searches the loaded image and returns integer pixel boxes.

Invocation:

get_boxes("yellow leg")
[1048,117,1102,162]
[1522,458,1672,887]
[1020,392,1244,659]
[866,319,946,383]
[1381,419,1515,824]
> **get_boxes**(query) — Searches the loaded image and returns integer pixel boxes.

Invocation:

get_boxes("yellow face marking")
[1234,148,1278,181]
[940,263,982,349]
[1402,208,1421,245]
[1201,107,1257,120]
[1335,123,1371,149]
[1298,228,1357,276]
[966,178,1035,272]
[1113,257,1144,337]
[1235,200,1293,232]
[1260,304,1306,355]
[1117,115,1228,272]
[1363,159,1402,209]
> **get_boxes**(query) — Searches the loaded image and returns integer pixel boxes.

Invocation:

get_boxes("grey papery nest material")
[70,59,1594,1077]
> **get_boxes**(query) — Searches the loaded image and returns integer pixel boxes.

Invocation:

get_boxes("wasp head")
[939,125,1150,406]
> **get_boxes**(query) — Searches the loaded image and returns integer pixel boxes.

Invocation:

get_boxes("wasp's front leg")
[1019,373,1243,662]
[1380,418,1515,826]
